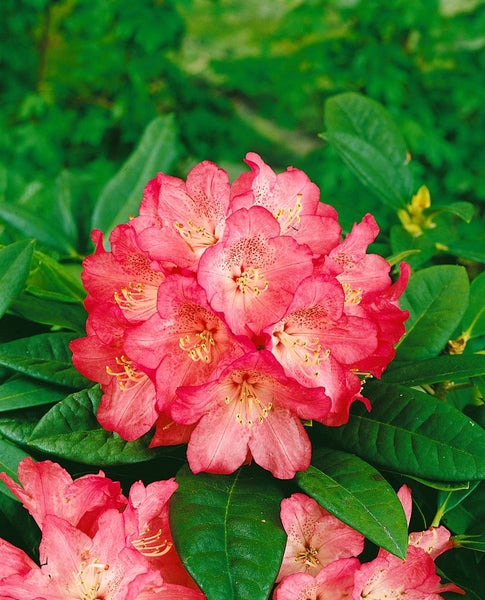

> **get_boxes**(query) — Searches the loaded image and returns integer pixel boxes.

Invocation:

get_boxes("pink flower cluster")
[70,153,409,479]
[0,458,204,599]
[274,489,464,599]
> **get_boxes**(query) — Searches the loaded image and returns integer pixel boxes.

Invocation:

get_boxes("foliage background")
[0,0,484,598]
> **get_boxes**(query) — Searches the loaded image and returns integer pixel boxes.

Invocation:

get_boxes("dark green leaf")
[91,114,180,237]
[0,202,78,258]
[11,293,87,332]
[323,92,413,208]
[0,332,89,388]
[0,375,66,412]
[396,265,469,360]
[296,448,408,558]
[171,464,286,600]
[0,239,35,319]
[0,439,32,501]
[26,250,85,304]
[322,380,485,481]
[383,354,485,386]
[28,385,168,465]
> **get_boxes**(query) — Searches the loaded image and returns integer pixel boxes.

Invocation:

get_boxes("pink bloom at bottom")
[171,351,331,479]
[277,493,364,581]
[274,558,360,600]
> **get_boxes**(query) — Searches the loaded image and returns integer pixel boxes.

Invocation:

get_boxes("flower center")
[225,376,273,427]
[295,545,320,570]
[341,283,362,305]
[175,219,218,252]
[132,528,172,557]
[274,329,330,378]
[235,267,269,296]
[69,558,109,600]
[273,195,303,233]
[106,356,146,390]
[114,282,158,320]
[179,329,215,362]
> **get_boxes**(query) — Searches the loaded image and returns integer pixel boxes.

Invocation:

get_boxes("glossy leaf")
[383,354,485,386]
[91,114,180,237]
[28,385,169,465]
[26,250,85,303]
[0,202,78,258]
[396,265,469,360]
[322,380,485,481]
[296,448,408,558]
[0,439,32,501]
[0,332,89,388]
[11,293,87,332]
[431,202,475,223]
[0,375,67,412]
[170,465,286,600]
[0,239,35,319]
[461,270,485,339]
[323,92,413,208]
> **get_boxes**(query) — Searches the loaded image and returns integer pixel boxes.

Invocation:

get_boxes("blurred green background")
[1,0,484,236]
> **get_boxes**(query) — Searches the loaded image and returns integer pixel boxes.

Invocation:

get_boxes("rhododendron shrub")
[0,458,204,599]
[70,152,409,479]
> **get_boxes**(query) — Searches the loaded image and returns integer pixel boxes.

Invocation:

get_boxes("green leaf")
[0,375,66,412]
[322,380,485,481]
[91,114,180,237]
[431,202,475,223]
[28,385,169,465]
[11,293,87,332]
[461,270,485,339]
[383,354,485,386]
[0,439,32,501]
[0,202,78,258]
[323,92,413,208]
[396,265,469,360]
[0,239,35,319]
[296,448,408,558]
[0,332,89,388]
[26,250,85,304]
[170,464,286,600]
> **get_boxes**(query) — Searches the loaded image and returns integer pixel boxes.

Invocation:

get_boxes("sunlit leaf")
[323,92,413,208]
[396,265,469,360]
[91,114,180,238]
[171,465,286,600]
[296,448,408,558]
[0,202,78,258]
[0,239,35,319]
[461,270,485,339]
[0,439,32,501]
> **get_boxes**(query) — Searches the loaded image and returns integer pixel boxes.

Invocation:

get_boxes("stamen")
[295,546,320,570]
[235,267,269,296]
[273,195,303,232]
[114,282,158,319]
[70,558,109,600]
[175,219,218,251]
[342,283,362,305]
[274,330,330,378]
[233,379,273,427]
[106,356,145,390]
[179,330,215,362]
[132,529,172,557]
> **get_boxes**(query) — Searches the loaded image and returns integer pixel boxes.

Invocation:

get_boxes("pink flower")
[197,206,314,337]
[231,152,342,256]
[138,160,231,269]
[0,457,124,536]
[274,558,360,600]
[123,274,251,414]
[351,485,464,599]
[266,275,377,425]
[70,303,160,440]
[276,493,364,581]
[171,351,331,479]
